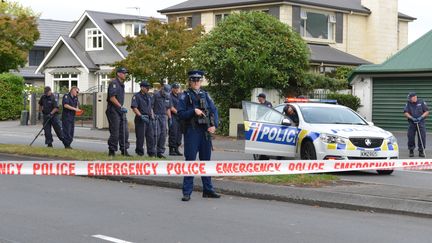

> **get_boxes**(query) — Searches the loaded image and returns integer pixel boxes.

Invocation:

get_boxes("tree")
[0,73,24,120]
[116,19,204,84]
[189,11,309,134]
[0,1,39,73]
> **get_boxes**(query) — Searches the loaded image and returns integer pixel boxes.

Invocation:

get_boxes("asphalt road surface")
[0,154,431,243]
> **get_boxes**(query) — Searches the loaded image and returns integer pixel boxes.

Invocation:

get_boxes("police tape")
[0,159,432,176]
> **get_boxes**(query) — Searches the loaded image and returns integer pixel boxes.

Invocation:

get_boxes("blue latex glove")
[417,116,424,122]
[120,107,128,113]
[412,117,419,123]
[168,118,173,127]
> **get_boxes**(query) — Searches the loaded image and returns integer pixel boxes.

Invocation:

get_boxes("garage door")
[373,77,432,131]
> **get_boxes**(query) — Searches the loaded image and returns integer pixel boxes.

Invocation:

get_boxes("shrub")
[327,93,361,111]
[0,73,24,120]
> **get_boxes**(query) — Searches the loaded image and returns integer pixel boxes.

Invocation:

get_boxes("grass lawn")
[228,174,339,187]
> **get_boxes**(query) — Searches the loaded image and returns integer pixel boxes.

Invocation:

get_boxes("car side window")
[242,101,284,124]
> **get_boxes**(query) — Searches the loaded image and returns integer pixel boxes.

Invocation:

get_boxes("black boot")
[121,150,131,157]
[157,154,166,159]
[175,147,183,156]
[169,147,177,156]
[182,195,191,201]
[47,143,53,148]
[108,150,115,157]
[409,150,414,157]
[203,191,221,198]
[419,150,425,158]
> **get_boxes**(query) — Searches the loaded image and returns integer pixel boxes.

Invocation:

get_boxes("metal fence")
[29,92,95,128]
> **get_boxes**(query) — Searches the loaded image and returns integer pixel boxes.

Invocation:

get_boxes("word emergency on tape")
[0,159,432,176]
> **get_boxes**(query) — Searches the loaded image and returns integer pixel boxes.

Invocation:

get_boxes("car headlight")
[320,134,347,144]
[387,136,397,144]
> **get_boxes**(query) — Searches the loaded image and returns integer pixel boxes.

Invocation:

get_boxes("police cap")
[116,67,128,74]
[257,93,266,99]
[188,70,204,80]
[172,83,180,89]
[408,92,417,99]
[139,80,151,88]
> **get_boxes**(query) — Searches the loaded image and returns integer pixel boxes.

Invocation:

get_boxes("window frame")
[214,13,230,25]
[177,16,193,30]
[85,28,103,51]
[53,73,79,93]
[28,50,45,66]
[300,9,336,42]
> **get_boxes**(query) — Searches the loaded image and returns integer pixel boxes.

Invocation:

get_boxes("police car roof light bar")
[286,98,338,104]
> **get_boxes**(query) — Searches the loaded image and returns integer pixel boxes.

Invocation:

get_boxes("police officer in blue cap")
[168,82,183,156]
[61,86,81,149]
[152,83,172,158]
[131,81,156,157]
[178,70,220,201]
[38,86,64,147]
[106,67,130,157]
[404,92,429,157]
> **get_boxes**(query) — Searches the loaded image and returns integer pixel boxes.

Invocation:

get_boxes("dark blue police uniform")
[106,78,129,153]
[404,98,429,153]
[131,89,155,156]
[152,87,172,157]
[169,88,183,154]
[38,94,63,146]
[62,92,79,148]
[178,87,219,198]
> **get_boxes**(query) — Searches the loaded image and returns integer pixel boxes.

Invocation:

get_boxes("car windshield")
[300,106,367,125]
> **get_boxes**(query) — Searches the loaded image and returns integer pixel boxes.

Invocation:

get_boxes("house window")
[53,73,79,93]
[301,10,336,40]
[99,74,111,92]
[215,13,230,25]
[134,23,146,36]
[85,28,103,51]
[177,16,193,29]
[29,50,45,66]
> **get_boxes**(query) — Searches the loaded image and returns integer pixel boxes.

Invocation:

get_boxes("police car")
[242,98,399,175]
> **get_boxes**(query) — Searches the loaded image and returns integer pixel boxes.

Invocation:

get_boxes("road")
[0,154,431,243]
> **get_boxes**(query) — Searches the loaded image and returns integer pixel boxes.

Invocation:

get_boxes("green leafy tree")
[0,1,39,73]
[190,11,309,134]
[116,19,204,84]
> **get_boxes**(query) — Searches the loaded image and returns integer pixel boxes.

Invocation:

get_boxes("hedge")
[0,73,24,120]
[327,93,361,111]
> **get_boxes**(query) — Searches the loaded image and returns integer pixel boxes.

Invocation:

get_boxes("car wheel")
[301,140,317,160]
[253,154,269,160]
[377,170,394,175]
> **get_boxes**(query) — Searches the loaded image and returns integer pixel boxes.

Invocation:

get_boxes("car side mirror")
[282,118,292,126]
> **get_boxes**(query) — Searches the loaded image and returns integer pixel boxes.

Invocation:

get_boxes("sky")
[14,0,432,43]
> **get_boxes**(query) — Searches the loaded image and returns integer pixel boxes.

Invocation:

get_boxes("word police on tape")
[0,160,432,176]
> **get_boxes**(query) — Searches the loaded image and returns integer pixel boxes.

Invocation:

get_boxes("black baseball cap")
[116,67,128,74]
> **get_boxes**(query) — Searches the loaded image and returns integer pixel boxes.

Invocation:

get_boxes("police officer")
[38,86,64,147]
[404,92,429,157]
[61,86,81,149]
[283,104,299,126]
[169,83,183,156]
[106,67,130,157]
[178,70,220,202]
[131,81,156,157]
[257,93,272,108]
[152,83,172,158]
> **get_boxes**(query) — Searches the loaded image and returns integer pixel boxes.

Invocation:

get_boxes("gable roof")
[69,10,165,58]
[309,44,370,66]
[35,36,98,74]
[349,29,432,80]
[35,19,75,48]
[159,0,415,20]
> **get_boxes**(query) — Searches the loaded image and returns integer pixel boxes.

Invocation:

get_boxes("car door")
[242,101,298,158]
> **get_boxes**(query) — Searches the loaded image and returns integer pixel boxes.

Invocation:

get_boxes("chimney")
[361,0,399,63]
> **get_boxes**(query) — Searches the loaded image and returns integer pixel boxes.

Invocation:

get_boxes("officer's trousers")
[106,108,129,152]
[43,114,63,145]
[408,122,427,151]
[154,115,167,155]
[62,117,75,147]
[182,127,215,196]
[135,116,155,156]
[168,116,182,148]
